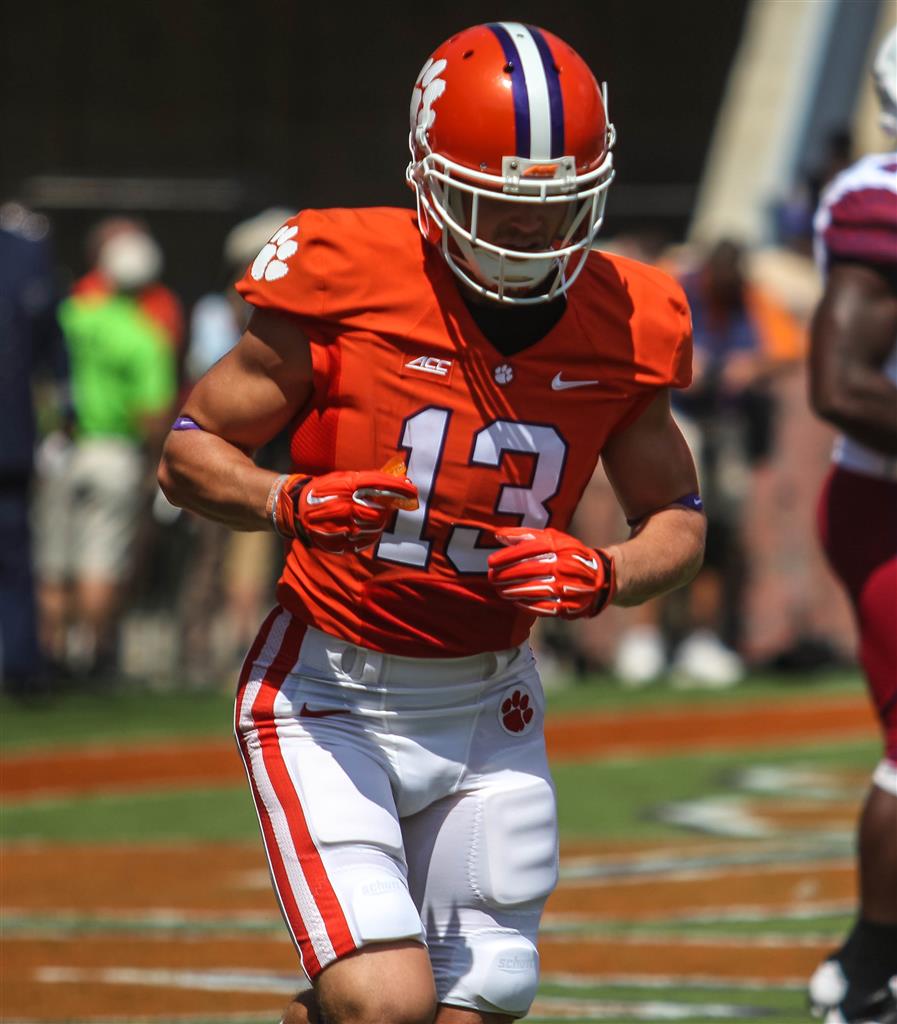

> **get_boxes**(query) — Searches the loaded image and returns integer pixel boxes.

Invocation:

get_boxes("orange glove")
[487,526,615,618]
[268,468,418,554]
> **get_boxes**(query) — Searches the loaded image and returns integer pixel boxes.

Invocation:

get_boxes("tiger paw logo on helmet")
[410,57,447,143]
[250,224,299,282]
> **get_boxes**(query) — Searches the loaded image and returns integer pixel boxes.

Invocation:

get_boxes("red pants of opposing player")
[818,466,897,761]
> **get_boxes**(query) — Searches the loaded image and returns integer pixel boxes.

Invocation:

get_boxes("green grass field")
[0,670,875,1023]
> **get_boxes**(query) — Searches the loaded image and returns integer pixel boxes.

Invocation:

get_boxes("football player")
[806,26,897,1024]
[159,23,705,1024]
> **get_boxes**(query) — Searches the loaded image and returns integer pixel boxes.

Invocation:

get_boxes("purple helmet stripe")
[528,25,564,158]
[487,22,531,157]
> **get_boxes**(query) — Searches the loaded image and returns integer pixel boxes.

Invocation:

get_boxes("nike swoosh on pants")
[299,703,350,718]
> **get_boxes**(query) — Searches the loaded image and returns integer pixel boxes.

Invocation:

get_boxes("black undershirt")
[461,293,568,356]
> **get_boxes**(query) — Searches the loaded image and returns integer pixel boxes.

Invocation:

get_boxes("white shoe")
[671,630,745,689]
[614,626,666,687]
[809,956,897,1023]
[809,959,849,1017]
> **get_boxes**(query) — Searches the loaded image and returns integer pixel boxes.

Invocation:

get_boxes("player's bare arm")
[809,261,897,454]
[600,389,706,605]
[159,308,418,543]
[158,308,315,530]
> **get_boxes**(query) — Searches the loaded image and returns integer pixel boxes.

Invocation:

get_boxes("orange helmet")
[407,22,615,304]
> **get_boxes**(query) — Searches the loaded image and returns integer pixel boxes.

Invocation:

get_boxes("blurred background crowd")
[1,0,891,695]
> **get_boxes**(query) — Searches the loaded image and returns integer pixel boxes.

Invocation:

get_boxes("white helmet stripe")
[499,22,553,159]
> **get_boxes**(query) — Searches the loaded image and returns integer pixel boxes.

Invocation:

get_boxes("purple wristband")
[172,416,203,431]
[671,492,704,513]
[627,492,703,528]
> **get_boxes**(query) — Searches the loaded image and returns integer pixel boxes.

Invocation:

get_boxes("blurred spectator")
[35,227,177,677]
[175,209,291,684]
[568,232,852,685]
[73,217,185,366]
[615,240,771,687]
[774,129,855,259]
[0,201,67,694]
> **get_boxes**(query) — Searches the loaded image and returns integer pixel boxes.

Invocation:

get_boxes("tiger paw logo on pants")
[499,684,535,735]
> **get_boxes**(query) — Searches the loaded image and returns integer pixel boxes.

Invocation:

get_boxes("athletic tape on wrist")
[266,475,292,537]
[267,474,313,542]
[591,547,616,615]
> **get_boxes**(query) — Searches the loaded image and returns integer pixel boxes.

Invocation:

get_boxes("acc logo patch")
[498,684,536,736]
[251,224,299,282]
[401,353,454,386]
[410,57,447,142]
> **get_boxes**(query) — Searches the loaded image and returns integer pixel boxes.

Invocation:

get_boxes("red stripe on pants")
[235,609,356,978]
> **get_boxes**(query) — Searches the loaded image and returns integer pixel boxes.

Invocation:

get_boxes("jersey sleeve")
[234,210,362,327]
[629,265,694,391]
[581,252,693,393]
[664,280,693,389]
[814,155,897,273]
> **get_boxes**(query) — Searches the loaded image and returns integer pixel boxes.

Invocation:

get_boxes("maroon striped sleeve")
[823,186,897,266]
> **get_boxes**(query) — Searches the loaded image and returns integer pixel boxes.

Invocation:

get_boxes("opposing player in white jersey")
[807,27,897,1024]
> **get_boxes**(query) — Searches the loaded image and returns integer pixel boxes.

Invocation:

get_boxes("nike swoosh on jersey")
[551,372,600,390]
[298,702,350,718]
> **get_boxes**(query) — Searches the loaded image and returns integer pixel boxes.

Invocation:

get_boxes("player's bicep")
[601,390,699,522]
[181,308,314,451]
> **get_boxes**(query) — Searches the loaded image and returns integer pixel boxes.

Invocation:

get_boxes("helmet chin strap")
[453,230,560,294]
[442,235,570,306]
[442,187,565,302]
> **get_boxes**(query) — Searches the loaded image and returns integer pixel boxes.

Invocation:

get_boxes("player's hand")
[487,526,616,618]
[270,469,418,553]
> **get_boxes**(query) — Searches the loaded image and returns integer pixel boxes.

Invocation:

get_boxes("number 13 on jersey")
[377,405,568,574]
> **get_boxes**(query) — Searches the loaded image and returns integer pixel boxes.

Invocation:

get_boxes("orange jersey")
[237,208,692,657]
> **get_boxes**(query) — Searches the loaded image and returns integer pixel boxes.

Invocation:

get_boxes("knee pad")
[444,932,539,1017]
[473,776,559,907]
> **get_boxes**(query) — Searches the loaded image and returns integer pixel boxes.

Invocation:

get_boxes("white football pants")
[235,607,558,1017]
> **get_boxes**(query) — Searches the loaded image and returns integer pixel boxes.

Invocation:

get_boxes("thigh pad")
[473,775,559,907]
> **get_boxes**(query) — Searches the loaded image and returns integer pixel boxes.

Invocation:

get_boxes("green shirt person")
[59,293,176,442]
